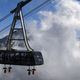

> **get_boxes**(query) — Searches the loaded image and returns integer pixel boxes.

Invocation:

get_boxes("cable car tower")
[0,0,44,75]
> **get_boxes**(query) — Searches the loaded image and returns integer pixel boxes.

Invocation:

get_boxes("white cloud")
[51,0,80,28]
[26,0,80,80]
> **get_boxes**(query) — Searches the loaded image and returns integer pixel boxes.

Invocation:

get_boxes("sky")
[1,0,80,80]
[0,0,54,37]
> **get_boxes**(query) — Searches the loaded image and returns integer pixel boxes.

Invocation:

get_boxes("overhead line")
[0,0,51,33]
[0,13,12,23]
[24,0,50,17]
[0,24,11,33]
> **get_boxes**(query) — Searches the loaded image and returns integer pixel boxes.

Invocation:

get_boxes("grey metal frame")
[7,8,33,51]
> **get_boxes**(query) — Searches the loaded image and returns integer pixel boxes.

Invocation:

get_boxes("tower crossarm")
[10,0,32,14]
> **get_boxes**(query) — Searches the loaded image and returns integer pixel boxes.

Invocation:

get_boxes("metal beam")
[10,0,32,14]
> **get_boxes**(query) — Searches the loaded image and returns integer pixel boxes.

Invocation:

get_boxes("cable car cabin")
[0,0,44,75]
[0,50,44,66]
